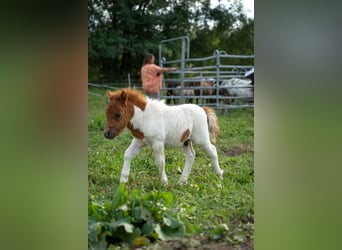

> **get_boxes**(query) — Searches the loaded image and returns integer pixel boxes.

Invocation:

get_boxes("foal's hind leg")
[201,142,223,179]
[120,138,146,183]
[179,139,196,184]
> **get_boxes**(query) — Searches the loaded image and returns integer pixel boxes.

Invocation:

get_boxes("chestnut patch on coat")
[127,122,144,139]
[180,129,190,143]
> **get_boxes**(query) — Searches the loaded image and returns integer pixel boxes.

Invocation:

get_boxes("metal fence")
[158,36,254,109]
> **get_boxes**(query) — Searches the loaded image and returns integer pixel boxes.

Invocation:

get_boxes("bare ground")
[222,143,254,157]
[144,236,254,250]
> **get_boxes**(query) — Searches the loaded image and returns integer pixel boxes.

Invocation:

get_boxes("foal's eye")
[114,112,122,120]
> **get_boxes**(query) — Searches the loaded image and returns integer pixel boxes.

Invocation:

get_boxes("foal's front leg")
[120,138,146,183]
[152,142,168,185]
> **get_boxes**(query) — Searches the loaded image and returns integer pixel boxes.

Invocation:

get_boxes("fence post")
[180,37,186,103]
[159,56,164,98]
[128,73,131,88]
[215,50,221,108]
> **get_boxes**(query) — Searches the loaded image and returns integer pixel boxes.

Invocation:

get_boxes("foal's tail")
[203,107,220,143]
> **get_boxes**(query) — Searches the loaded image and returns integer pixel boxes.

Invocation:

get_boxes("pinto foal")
[104,88,223,184]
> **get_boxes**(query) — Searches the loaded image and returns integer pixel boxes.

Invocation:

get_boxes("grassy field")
[88,86,254,249]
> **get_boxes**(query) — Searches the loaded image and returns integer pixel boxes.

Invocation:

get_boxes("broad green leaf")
[154,221,185,240]
[114,227,142,246]
[109,218,134,233]
[109,183,128,212]
[161,225,185,239]
[88,220,111,250]
[154,223,169,240]
[134,205,152,222]
[142,221,154,235]
[162,216,184,229]
[88,202,104,220]
[159,192,174,205]
[88,220,102,243]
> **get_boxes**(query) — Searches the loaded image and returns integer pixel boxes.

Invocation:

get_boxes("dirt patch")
[152,237,254,250]
[222,144,254,157]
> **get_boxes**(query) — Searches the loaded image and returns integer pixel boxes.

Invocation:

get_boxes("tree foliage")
[88,0,254,82]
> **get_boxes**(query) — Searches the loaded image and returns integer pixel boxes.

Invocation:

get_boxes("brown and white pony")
[172,86,195,104]
[193,79,216,104]
[168,79,216,104]
[104,88,223,185]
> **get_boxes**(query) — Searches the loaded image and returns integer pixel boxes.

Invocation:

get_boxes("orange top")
[141,64,162,94]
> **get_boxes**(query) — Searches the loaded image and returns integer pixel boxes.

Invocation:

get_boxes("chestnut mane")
[108,88,147,111]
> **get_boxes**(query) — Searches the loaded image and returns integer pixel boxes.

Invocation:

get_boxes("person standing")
[141,54,177,99]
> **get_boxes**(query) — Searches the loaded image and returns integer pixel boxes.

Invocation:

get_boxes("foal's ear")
[121,90,128,106]
[106,90,113,102]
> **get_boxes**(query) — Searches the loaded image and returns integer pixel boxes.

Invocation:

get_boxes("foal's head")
[104,89,133,139]
[104,89,146,139]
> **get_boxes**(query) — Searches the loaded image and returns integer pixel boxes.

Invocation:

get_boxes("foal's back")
[156,103,210,147]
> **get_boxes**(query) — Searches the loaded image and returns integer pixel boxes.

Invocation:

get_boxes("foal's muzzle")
[104,128,116,139]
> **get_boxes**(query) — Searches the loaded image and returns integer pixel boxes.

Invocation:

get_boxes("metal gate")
[158,36,254,109]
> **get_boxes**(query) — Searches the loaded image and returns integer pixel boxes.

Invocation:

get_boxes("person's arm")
[158,67,177,74]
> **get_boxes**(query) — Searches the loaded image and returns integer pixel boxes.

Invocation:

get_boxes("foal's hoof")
[120,176,128,183]
[161,178,168,185]
[217,170,224,179]
[178,177,188,185]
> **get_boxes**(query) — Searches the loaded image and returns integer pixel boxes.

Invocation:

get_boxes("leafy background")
[88,0,254,82]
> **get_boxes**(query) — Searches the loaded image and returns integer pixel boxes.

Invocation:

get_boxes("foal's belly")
[163,133,185,147]
[164,139,183,148]
[141,135,183,148]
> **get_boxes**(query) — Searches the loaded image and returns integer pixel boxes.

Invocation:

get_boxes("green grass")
[88,86,254,248]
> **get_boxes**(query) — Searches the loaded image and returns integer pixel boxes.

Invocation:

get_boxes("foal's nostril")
[104,129,116,139]
[104,131,110,138]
